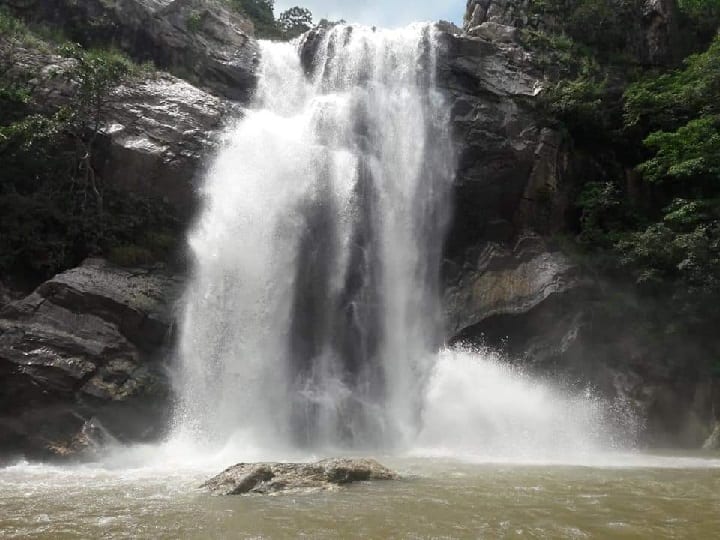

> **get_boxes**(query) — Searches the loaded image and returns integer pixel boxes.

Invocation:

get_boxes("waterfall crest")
[172,24,454,453]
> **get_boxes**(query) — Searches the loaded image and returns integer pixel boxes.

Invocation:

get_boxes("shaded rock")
[464,0,533,30]
[445,241,717,447]
[437,20,462,35]
[0,281,22,309]
[463,0,679,66]
[5,0,259,101]
[435,31,569,259]
[28,258,182,350]
[203,459,399,495]
[0,259,182,459]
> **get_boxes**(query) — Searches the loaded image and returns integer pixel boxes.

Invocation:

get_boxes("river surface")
[2,453,719,539]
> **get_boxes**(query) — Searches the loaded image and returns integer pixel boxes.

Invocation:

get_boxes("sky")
[274,0,465,28]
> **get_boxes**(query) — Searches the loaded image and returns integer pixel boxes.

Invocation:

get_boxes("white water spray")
[172,24,453,454]
[170,24,633,461]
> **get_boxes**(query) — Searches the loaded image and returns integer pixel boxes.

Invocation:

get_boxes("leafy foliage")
[567,34,720,338]
[228,0,281,38]
[639,116,720,183]
[278,6,313,39]
[226,0,316,40]
[524,0,720,346]
[0,14,179,281]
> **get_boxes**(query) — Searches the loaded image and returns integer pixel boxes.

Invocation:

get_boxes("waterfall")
[172,24,454,453]
[168,23,635,462]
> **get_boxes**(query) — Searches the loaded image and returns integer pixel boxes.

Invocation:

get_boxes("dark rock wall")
[438,2,715,447]
[0,259,182,459]
[436,32,571,260]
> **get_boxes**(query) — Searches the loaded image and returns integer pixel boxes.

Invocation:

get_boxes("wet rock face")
[0,259,182,459]
[4,0,259,101]
[443,234,717,447]
[435,31,569,260]
[101,75,236,220]
[202,459,399,495]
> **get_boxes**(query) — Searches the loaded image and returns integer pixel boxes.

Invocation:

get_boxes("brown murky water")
[2,455,720,539]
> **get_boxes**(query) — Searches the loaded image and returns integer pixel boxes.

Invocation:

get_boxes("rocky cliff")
[0,0,257,458]
[443,0,718,447]
[4,0,260,100]
[0,259,182,459]
[1,0,716,458]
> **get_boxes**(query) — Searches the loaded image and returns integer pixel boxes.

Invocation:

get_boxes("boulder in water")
[202,459,399,495]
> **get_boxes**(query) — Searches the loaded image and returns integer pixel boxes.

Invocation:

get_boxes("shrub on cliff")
[0,13,178,281]
[523,0,720,342]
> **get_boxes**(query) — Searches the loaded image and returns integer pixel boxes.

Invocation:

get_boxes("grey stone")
[703,423,720,450]
[435,30,567,260]
[463,0,679,66]
[444,234,592,338]
[4,0,260,101]
[0,259,181,459]
[202,459,399,495]
[1,40,236,219]
[466,22,518,43]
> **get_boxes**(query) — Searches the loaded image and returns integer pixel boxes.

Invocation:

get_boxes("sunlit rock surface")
[203,459,399,495]
[2,41,235,219]
[3,0,259,100]
[444,234,591,339]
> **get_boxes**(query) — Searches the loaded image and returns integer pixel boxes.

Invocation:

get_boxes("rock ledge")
[202,458,398,495]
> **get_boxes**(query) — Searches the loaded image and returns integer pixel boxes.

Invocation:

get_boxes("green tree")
[611,35,720,330]
[278,6,313,39]
[229,0,280,38]
[0,15,179,279]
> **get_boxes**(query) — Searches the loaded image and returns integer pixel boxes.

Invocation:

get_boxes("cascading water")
[170,23,634,461]
[172,24,454,454]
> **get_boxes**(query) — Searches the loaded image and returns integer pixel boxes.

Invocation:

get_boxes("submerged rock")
[202,459,399,495]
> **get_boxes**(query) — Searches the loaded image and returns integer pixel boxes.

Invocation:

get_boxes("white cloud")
[274,0,464,27]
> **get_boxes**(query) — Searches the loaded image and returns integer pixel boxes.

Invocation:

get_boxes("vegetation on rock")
[522,0,720,348]
[228,0,318,39]
[0,10,179,282]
